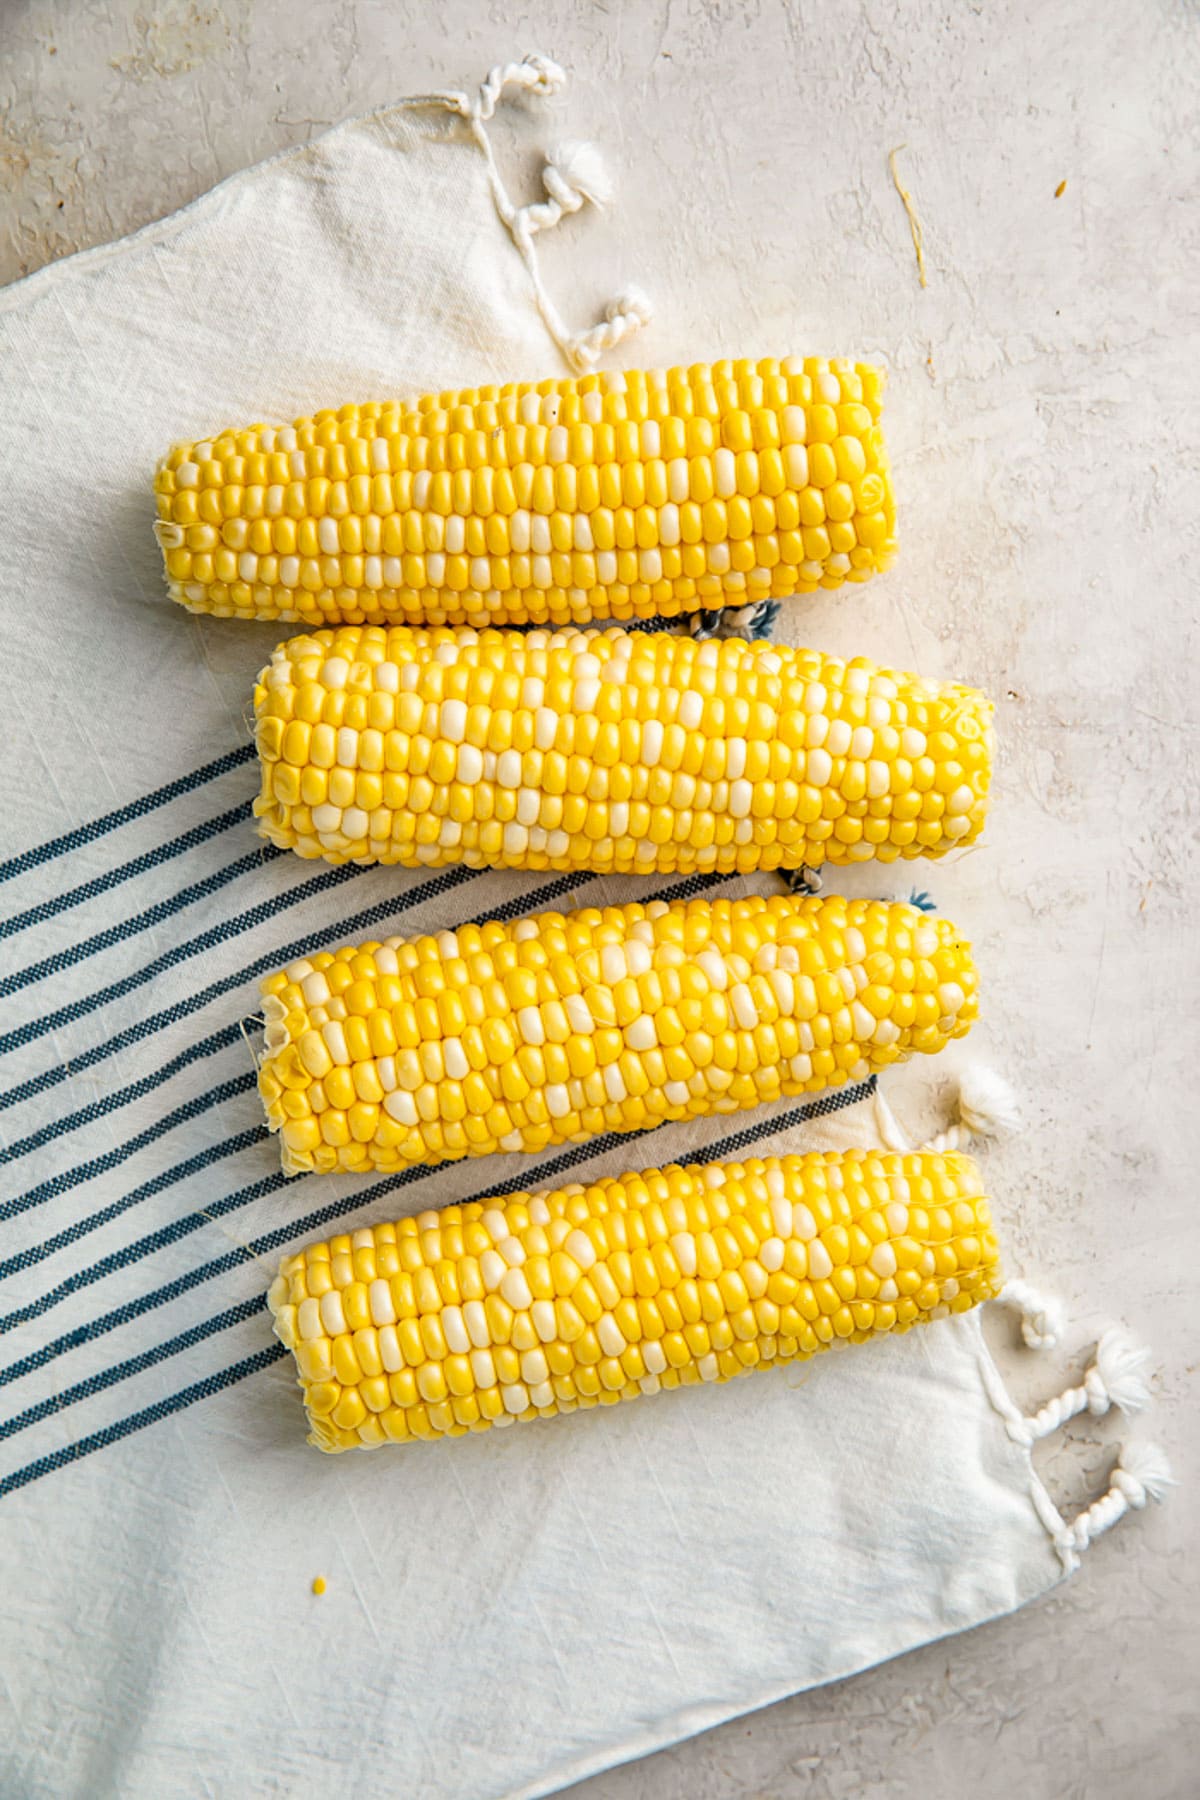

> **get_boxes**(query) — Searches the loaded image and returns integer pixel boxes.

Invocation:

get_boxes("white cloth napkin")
[0,56,1166,1800]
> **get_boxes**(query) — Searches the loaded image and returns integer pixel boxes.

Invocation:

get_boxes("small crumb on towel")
[312,1576,327,1597]
[1055,178,1067,197]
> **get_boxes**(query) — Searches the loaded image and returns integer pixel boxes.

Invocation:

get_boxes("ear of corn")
[257,894,978,1175]
[252,626,992,874]
[266,1148,1001,1451]
[154,358,896,627]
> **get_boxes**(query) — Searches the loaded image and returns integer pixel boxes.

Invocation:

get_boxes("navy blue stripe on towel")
[0,801,253,941]
[0,1128,268,1298]
[0,745,256,885]
[0,1296,268,1444]
[0,855,505,1058]
[1,1072,257,1219]
[0,1344,288,1498]
[0,860,378,1055]
[0,846,286,997]
[0,1021,252,1166]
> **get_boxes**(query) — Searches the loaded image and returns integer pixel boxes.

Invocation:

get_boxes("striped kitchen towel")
[0,739,870,1501]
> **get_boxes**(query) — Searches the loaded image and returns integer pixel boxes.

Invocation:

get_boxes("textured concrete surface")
[2,2,1196,1796]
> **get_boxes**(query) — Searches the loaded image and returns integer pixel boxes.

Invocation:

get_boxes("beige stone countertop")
[3,2,1195,1795]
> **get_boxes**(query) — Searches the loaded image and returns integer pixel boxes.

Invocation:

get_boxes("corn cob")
[258,893,978,1175]
[267,1147,1002,1450]
[252,626,992,874]
[153,357,896,627]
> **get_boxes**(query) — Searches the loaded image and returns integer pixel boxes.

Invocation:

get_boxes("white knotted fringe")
[872,1069,1173,1569]
[990,1320,1152,1450]
[871,1063,1021,1157]
[996,1278,1066,1351]
[411,54,652,374]
[1057,1442,1174,1563]
[524,139,613,227]
[1021,1328,1152,1439]
[979,1332,1172,1573]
